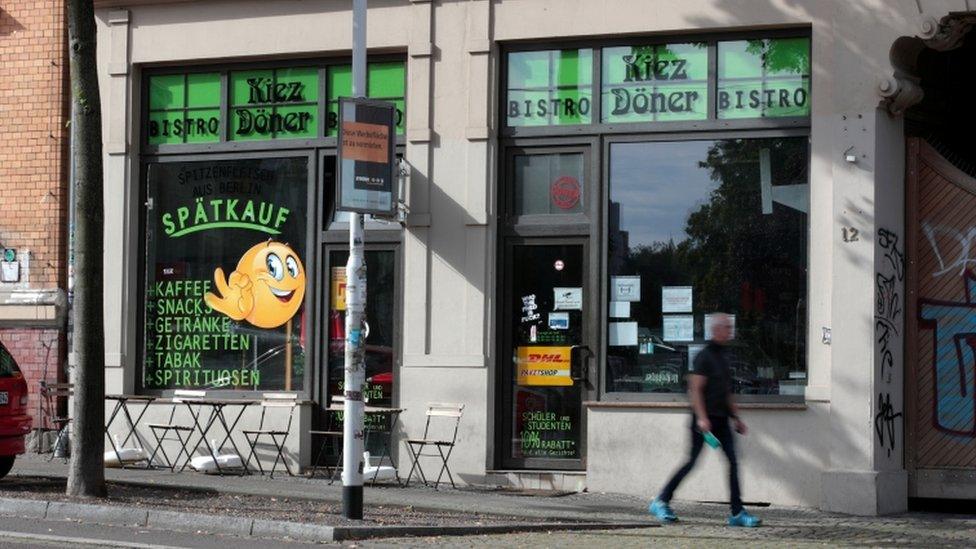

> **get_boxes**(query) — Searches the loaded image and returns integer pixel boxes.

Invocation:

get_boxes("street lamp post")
[342,0,368,521]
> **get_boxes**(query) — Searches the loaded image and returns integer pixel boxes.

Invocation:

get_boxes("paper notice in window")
[608,322,638,346]
[662,286,693,313]
[611,276,641,302]
[553,287,583,310]
[609,301,630,318]
[663,315,694,342]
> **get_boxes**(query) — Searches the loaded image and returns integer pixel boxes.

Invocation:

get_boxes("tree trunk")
[66,0,106,498]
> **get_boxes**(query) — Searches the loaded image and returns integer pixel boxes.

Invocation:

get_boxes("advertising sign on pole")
[336,97,397,216]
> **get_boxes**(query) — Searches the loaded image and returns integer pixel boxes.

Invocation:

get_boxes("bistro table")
[105,394,157,469]
[323,404,404,484]
[178,397,258,475]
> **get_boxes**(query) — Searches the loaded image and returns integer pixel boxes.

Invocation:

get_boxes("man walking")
[649,313,761,527]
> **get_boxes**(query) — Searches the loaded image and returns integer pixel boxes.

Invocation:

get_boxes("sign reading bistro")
[146,61,406,146]
[506,36,810,127]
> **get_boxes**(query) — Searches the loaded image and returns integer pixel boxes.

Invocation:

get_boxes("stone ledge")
[584,401,808,411]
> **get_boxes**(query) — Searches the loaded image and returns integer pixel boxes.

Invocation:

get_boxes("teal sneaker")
[648,498,677,522]
[728,510,762,527]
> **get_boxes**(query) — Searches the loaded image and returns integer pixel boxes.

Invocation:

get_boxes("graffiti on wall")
[875,228,904,456]
[918,269,976,438]
[922,222,976,278]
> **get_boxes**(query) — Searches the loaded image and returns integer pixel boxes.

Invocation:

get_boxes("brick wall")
[0,328,63,428]
[0,2,69,432]
[0,2,68,288]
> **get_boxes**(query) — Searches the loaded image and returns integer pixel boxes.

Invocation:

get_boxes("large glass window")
[717,38,811,119]
[143,157,309,392]
[504,35,810,130]
[325,62,406,137]
[602,43,708,123]
[506,49,593,127]
[513,153,585,215]
[147,73,221,145]
[606,138,809,396]
[230,67,319,141]
[326,249,397,452]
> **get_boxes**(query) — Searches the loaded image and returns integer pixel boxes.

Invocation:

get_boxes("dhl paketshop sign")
[516,346,573,386]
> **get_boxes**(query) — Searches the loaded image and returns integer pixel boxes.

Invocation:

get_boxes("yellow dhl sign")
[516,346,573,386]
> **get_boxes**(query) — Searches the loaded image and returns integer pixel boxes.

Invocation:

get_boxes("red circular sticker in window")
[550,176,581,210]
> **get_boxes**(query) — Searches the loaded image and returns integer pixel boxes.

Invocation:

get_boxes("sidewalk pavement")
[7,453,976,547]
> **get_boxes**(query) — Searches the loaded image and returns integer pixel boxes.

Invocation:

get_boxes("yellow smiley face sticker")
[205,241,306,329]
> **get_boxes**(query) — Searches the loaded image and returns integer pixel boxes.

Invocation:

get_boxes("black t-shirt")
[692,342,732,417]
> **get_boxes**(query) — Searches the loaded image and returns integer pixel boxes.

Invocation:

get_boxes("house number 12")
[842,227,859,242]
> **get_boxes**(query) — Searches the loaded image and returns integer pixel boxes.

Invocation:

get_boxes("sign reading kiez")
[336,98,398,216]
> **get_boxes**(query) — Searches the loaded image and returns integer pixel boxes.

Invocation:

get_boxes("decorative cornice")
[880,12,976,116]
[918,12,976,52]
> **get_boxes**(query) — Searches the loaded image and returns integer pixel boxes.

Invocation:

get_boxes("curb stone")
[250,518,336,542]
[0,496,653,542]
[331,522,656,541]
[148,509,253,537]
[0,498,48,518]
[46,501,150,527]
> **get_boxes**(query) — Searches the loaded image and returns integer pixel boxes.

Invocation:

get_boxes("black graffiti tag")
[875,229,904,385]
[874,392,903,457]
[878,228,905,282]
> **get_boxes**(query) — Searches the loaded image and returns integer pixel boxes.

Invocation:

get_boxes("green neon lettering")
[168,222,282,238]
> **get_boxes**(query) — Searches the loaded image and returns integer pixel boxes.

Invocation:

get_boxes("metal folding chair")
[39,381,73,461]
[404,403,464,489]
[242,393,298,477]
[309,395,345,483]
[147,389,205,471]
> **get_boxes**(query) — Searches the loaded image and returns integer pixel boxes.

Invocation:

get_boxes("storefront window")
[147,73,221,145]
[504,35,809,130]
[143,157,309,392]
[513,153,584,215]
[325,62,406,137]
[602,43,708,123]
[230,67,318,141]
[144,60,406,146]
[506,49,593,127]
[606,137,808,395]
[717,37,810,119]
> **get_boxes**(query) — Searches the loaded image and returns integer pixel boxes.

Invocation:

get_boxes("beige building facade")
[92,0,976,515]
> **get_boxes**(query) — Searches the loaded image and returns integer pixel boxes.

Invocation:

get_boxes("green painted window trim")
[147,73,221,145]
[145,60,406,146]
[504,35,810,128]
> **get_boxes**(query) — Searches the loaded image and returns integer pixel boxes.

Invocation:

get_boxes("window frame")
[500,28,811,139]
[138,149,319,399]
[499,28,813,405]
[598,128,811,403]
[140,55,408,156]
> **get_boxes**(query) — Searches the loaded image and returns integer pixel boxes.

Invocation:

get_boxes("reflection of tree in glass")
[618,139,808,385]
[687,138,807,377]
[745,39,809,75]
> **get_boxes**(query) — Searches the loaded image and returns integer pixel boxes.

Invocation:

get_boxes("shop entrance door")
[314,246,399,464]
[500,240,595,470]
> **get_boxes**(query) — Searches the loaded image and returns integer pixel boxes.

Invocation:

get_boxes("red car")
[0,341,31,479]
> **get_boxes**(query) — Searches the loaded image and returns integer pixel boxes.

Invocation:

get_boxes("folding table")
[104,394,157,469]
[179,397,257,475]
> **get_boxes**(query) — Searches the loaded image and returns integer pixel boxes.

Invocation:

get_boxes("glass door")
[315,246,398,462]
[500,240,594,470]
